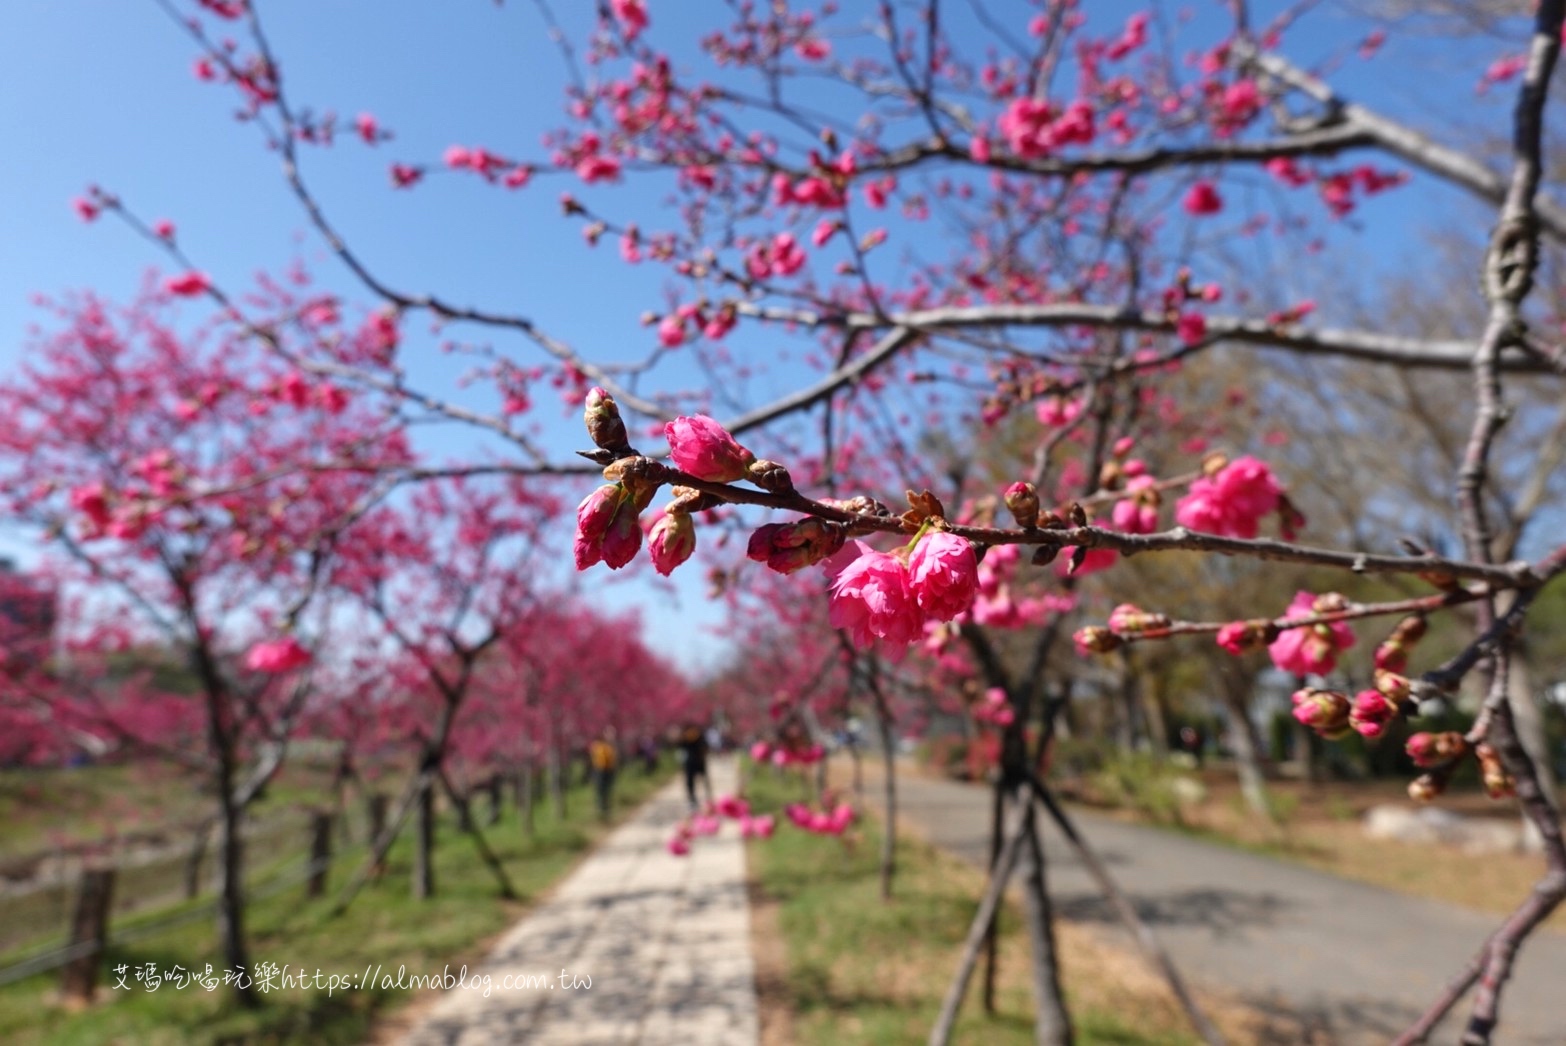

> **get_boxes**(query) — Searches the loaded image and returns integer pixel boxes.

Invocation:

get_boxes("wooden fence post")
[367,792,389,880]
[60,866,114,1005]
[307,811,333,898]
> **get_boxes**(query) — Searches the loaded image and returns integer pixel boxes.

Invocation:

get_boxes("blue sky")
[0,1,1531,669]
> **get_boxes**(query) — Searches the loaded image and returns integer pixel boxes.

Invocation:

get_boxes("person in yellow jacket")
[588,727,619,821]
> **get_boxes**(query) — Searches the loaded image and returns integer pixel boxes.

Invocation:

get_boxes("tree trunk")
[547,734,566,820]
[982,779,1004,1014]
[876,700,897,901]
[1509,653,1560,851]
[1219,661,1272,819]
[214,789,256,1006]
[1142,672,1171,758]
[183,820,210,900]
[521,766,536,837]
[1018,800,1073,1045]
[486,775,503,827]
[413,777,435,899]
[367,792,389,878]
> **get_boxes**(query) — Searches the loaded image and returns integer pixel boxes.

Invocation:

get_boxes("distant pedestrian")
[678,724,711,811]
[589,728,619,821]
[637,734,659,774]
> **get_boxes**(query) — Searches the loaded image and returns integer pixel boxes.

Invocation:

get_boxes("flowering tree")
[54,0,1566,1041]
[0,282,409,1003]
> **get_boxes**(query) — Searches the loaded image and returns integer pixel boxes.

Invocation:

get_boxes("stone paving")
[402,759,759,1046]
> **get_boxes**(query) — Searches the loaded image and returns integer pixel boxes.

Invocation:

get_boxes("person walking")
[588,727,619,821]
[678,723,711,811]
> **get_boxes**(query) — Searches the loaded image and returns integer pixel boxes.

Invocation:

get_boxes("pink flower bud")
[1290,687,1351,739]
[574,483,621,570]
[1216,620,1270,655]
[584,387,629,451]
[1003,482,1040,528]
[1406,731,1467,769]
[1349,690,1395,739]
[601,494,643,569]
[647,510,696,576]
[1183,180,1223,215]
[664,414,755,482]
[749,741,771,762]
[1107,604,1170,635]
[1073,626,1122,656]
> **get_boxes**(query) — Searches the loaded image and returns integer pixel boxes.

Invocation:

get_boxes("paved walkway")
[875,766,1566,1045]
[402,759,759,1045]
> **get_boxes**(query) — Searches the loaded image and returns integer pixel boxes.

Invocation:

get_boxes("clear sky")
[0,1,1529,670]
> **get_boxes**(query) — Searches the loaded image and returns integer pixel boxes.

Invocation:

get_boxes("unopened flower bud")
[574,483,622,571]
[665,414,755,483]
[746,518,846,574]
[747,458,794,493]
[584,387,630,452]
[1406,731,1468,770]
[1216,619,1275,655]
[1098,460,1124,490]
[666,486,723,515]
[1475,743,1516,800]
[1004,482,1040,528]
[1067,501,1089,527]
[1373,669,1412,706]
[1107,603,1170,635]
[1291,687,1351,739]
[1201,451,1229,477]
[1349,689,1396,739]
[1311,592,1349,614]
[1073,626,1122,656]
[1408,774,1444,803]
[601,494,643,570]
[1030,544,1060,566]
[603,455,663,510]
[648,510,696,576]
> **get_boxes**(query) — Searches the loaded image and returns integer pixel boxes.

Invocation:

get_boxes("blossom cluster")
[666,793,775,857]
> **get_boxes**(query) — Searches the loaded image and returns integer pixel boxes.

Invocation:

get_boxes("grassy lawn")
[744,766,1300,1046]
[0,765,673,1045]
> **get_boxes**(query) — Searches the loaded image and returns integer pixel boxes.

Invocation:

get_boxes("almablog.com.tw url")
[112,961,591,997]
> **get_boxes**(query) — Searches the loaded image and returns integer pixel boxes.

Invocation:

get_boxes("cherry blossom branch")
[1112,589,1487,646]
[1235,42,1566,243]
[734,302,1550,372]
[842,123,1376,180]
[154,0,672,426]
[618,457,1543,587]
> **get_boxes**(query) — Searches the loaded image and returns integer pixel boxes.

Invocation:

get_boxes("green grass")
[0,765,673,1045]
[744,767,1199,1045]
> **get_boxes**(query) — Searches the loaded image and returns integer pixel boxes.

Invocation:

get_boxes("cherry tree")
[52,0,1566,1041]
[0,280,408,1003]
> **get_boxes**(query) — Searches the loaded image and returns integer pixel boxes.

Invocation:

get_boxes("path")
[877,767,1566,1044]
[402,758,758,1045]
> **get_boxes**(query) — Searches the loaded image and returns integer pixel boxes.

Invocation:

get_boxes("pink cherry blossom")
[245,637,311,673]
[828,548,924,650]
[611,0,649,38]
[164,271,211,297]
[1175,456,1282,538]
[1267,591,1356,675]
[907,530,979,622]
